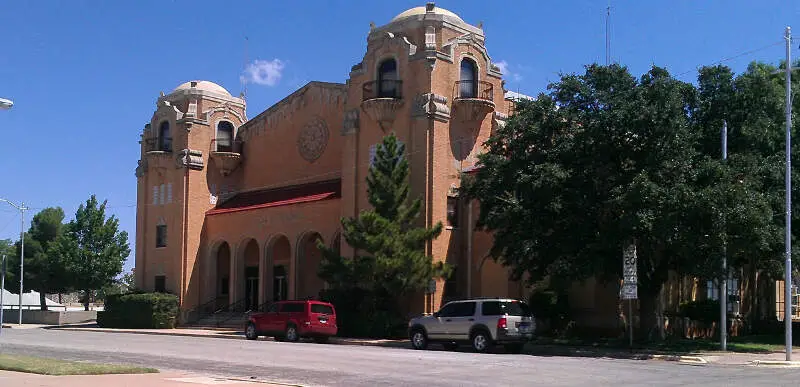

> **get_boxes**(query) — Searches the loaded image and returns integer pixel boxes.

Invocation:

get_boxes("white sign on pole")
[621,243,638,300]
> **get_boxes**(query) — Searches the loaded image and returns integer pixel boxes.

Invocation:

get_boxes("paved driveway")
[0,329,797,386]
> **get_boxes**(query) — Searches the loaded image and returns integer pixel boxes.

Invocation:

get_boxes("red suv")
[245,300,337,343]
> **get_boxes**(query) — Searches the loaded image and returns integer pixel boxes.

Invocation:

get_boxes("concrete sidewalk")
[0,370,304,386]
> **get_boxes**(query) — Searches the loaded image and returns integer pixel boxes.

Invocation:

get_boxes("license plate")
[519,323,530,332]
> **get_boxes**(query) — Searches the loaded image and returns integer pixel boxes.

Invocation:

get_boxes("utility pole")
[721,120,728,351]
[0,254,5,334]
[0,198,27,325]
[783,26,793,362]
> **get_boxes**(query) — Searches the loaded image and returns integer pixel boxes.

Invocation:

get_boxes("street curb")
[750,360,800,368]
[650,354,708,365]
[225,376,307,386]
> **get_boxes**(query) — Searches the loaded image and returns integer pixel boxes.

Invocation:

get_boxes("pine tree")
[318,133,449,337]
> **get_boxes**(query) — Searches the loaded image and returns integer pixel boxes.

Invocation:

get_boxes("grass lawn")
[0,354,158,376]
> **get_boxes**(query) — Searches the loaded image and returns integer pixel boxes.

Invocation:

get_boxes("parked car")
[245,300,337,343]
[407,297,535,353]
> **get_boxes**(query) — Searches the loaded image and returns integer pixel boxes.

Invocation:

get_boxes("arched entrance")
[267,235,291,302]
[296,232,325,300]
[240,239,260,311]
[214,241,231,308]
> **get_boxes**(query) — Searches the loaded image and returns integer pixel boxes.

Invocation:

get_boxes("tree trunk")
[39,292,48,311]
[83,290,90,311]
[638,291,659,342]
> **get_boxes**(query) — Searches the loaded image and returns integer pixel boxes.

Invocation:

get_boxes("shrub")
[98,292,178,329]
[527,287,571,336]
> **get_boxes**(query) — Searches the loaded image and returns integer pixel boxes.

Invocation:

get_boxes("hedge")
[97,292,179,329]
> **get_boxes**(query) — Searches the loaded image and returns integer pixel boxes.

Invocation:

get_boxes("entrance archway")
[296,232,325,300]
[268,235,291,301]
[215,241,231,308]
[240,239,260,311]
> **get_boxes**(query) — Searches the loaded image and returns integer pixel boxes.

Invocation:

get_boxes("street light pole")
[784,26,793,362]
[721,119,728,351]
[0,198,27,325]
[0,254,6,334]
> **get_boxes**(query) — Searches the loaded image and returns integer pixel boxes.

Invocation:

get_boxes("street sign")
[621,243,638,300]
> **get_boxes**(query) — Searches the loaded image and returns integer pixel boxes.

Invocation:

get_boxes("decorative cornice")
[367,31,417,57]
[176,149,204,171]
[342,108,360,135]
[153,100,184,123]
[203,104,245,127]
[411,93,450,122]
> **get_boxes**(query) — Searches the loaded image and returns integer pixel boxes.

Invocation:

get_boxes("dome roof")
[391,5,464,23]
[172,80,231,97]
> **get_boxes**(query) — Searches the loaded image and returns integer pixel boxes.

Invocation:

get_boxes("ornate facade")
[134,3,549,324]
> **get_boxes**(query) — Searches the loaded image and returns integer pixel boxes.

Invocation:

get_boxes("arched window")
[377,58,399,98]
[216,121,234,152]
[158,121,172,151]
[459,59,478,98]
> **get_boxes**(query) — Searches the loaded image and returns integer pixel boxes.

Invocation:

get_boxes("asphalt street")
[0,329,797,386]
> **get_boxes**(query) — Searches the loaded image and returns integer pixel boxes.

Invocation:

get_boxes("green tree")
[463,64,711,335]
[318,133,449,337]
[52,195,130,311]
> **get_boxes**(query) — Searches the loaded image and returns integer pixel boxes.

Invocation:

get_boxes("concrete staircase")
[187,311,249,329]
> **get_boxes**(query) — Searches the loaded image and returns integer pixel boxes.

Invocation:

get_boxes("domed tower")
[134,80,246,308]
[341,3,512,314]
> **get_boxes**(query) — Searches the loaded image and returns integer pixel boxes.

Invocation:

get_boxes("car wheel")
[505,343,524,354]
[442,342,459,351]
[471,331,492,353]
[284,324,299,342]
[410,329,428,350]
[245,323,258,340]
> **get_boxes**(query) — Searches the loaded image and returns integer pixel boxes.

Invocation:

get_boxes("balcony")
[452,80,495,122]
[361,80,404,132]
[209,138,243,176]
[144,137,173,153]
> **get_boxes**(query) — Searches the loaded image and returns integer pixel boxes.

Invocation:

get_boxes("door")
[428,302,457,340]
[244,266,259,311]
[260,303,280,333]
[445,301,477,341]
[273,265,287,301]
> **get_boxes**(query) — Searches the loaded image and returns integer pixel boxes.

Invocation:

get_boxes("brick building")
[134,3,541,323]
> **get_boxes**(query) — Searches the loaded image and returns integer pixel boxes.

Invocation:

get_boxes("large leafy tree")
[5,207,71,310]
[318,133,449,337]
[52,195,130,310]
[464,64,714,333]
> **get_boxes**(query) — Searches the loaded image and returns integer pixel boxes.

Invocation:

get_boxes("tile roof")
[206,178,341,216]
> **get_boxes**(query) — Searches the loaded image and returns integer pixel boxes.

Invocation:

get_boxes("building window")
[459,59,478,98]
[156,224,167,248]
[167,183,173,204]
[706,277,741,314]
[152,186,158,205]
[159,184,165,205]
[447,196,459,228]
[220,277,229,295]
[443,267,458,302]
[154,275,166,293]
[157,121,172,151]
[377,58,399,98]
[216,121,235,152]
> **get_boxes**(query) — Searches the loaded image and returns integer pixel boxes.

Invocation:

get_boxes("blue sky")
[0,0,798,273]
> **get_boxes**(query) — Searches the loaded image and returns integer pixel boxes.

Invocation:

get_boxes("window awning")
[206,178,341,216]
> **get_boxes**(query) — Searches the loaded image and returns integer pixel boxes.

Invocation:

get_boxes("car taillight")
[497,317,507,329]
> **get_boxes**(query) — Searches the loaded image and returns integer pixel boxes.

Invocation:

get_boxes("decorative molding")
[361,98,405,132]
[186,98,198,119]
[350,62,365,77]
[176,149,204,171]
[203,105,245,127]
[153,100,184,123]
[297,116,330,162]
[493,111,509,130]
[135,158,148,177]
[367,32,417,58]
[342,109,360,135]
[411,93,450,121]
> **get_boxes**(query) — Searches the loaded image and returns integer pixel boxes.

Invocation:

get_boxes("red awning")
[206,179,341,216]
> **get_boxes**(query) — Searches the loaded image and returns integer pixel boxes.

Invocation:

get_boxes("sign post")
[622,244,638,349]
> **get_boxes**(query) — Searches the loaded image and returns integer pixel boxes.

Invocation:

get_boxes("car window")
[267,303,279,313]
[436,303,458,317]
[481,300,532,316]
[280,303,304,313]
[451,302,476,317]
[310,304,333,314]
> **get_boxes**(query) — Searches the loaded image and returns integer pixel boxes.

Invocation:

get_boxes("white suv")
[407,298,535,353]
